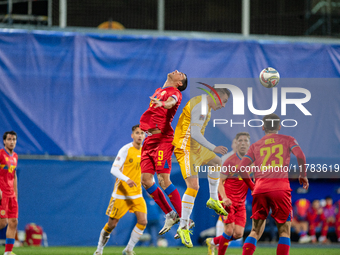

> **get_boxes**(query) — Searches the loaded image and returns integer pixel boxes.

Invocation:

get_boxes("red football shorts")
[141,133,173,175]
[251,190,292,224]
[0,196,18,219]
[223,203,247,227]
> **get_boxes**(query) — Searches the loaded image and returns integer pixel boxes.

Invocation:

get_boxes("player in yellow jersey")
[173,88,231,247]
[94,125,146,255]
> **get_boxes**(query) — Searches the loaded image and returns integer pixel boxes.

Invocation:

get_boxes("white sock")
[126,225,144,251]
[180,193,196,228]
[216,217,224,237]
[97,229,110,252]
[208,170,220,200]
[166,210,176,218]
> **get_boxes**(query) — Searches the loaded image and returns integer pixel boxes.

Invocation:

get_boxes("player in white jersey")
[94,125,146,255]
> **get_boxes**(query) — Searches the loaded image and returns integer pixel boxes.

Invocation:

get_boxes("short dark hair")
[132,124,140,132]
[263,113,280,131]
[235,132,250,141]
[178,74,187,92]
[213,88,231,98]
[325,196,332,200]
[3,131,17,146]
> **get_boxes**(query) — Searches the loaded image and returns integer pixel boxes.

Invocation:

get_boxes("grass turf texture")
[7,246,340,255]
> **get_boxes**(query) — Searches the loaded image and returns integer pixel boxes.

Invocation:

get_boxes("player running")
[0,131,19,255]
[173,87,231,248]
[206,132,253,255]
[94,125,146,255]
[140,70,187,235]
[237,113,309,255]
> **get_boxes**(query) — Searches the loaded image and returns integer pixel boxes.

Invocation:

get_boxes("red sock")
[164,184,182,217]
[213,235,221,245]
[5,238,15,252]
[146,184,172,214]
[277,237,290,255]
[309,223,316,236]
[321,221,329,237]
[242,236,257,255]
[218,233,231,255]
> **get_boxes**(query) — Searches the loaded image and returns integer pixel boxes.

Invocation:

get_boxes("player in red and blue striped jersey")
[237,113,309,255]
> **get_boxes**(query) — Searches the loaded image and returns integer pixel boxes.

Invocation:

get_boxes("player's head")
[262,113,281,133]
[325,196,333,205]
[235,132,250,156]
[131,124,145,146]
[208,88,230,111]
[168,70,187,92]
[312,199,320,209]
[3,131,17,151]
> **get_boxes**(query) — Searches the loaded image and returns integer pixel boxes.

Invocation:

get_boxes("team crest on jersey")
[0,210,5,216]
[160,91,166,96]
[5,157,8,162]
[116,157,120,161]
[199,115,205,120]
[129,158,133,163]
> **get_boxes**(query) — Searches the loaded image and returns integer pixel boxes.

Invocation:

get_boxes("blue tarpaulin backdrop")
[0,29,339,246]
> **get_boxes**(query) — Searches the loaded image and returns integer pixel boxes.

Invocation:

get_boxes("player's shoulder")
[223,153,237,165]
[119,142,134,153]
[190,95,203,108]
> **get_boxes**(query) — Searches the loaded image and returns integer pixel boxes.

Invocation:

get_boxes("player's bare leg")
[123,211,147,255]
[94,218,119,255]
[242,219,266,255]
[206,157,228,216]
[276,221,291,255]
[142,173,177,235]
[1,218,17,255]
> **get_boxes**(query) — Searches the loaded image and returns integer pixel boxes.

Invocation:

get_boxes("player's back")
[246,133,298,195]
[172,95,211,150]
[112,143,142,199]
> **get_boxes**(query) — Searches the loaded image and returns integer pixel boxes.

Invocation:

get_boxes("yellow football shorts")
[106,196,147,219]
[174,145,216,179]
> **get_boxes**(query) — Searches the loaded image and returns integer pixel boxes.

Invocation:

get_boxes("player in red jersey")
[0,131,19,255]
[140,70,187,235]
[206,132,252,255]
[237,113,309,255]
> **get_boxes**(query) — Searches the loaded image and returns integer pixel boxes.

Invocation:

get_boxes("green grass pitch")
[8,246,340,255]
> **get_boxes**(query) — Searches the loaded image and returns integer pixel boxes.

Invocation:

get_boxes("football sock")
[180,188,198,228]
[242,236,257,255]
[218,233,231,255]
[4,238,15,253]
[126,223,146,251]
[164,184,182,217]
[277,237,290,255]
[321,223,329,237]
[96,223,112,251]
[146,183,172,214]
[208,170,220,200]
[213,235,221,246]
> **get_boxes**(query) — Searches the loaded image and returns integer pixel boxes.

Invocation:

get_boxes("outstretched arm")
[150,96,177,109]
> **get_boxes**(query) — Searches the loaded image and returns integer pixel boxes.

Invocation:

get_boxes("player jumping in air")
[94,125,146,255]
[172,87,232,248]
[238,113,309,255]
[206,132,253,255]
[140,70,187,235]
[0,131,19,255]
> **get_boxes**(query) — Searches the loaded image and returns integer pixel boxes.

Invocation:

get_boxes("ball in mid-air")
[259,67,280,88]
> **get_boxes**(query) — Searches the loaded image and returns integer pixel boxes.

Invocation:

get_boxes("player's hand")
[213,146,228,155]
[222,197,232,207]
[149,97,162,108]
[299,176,309,190]
[126,179,137,188]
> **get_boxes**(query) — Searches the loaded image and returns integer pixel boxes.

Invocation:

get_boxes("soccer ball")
[259,67,280,88]
[157,238,168,247]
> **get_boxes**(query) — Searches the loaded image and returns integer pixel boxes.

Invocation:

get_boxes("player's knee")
[138,219,148,226]
[141,177,153,189]
[233,232,243,239]
[8,218,18,228]
[108,218,119,230]
[0,219,8,230]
